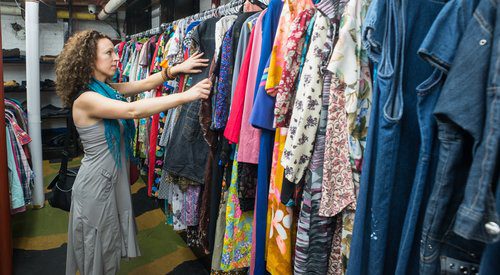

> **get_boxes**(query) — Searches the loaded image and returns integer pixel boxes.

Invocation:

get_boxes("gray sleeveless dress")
[66,120,140,275]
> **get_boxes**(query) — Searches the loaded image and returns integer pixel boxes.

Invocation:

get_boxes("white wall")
[152,6,160,28]
[200,0,212,11]
[2,14,125,128]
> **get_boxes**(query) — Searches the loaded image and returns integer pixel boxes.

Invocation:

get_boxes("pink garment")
[224,18,257,144]
[236,11,267,164]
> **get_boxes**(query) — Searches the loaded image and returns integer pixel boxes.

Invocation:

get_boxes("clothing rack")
[125,0,265,40]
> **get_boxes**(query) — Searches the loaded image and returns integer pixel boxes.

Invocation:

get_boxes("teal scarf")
[87,78,135,168]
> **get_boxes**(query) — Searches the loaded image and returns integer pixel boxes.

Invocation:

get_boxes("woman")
[55,30,211,275]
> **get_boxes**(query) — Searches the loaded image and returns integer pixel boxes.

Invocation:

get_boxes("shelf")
[3,57,55,64]
[4,87,56,93]
[42,144,79,160]
[41,114,69,119]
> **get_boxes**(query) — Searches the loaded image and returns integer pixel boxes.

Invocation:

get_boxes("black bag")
[47,113,79,211]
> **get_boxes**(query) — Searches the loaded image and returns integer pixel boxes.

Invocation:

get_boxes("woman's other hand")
[171,52,209,76]
[184,78,212,101]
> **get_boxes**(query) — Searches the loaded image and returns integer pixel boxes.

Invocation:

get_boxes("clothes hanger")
[249,0,267,9]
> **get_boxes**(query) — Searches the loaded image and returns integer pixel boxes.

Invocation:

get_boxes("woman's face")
[93,38,119,80]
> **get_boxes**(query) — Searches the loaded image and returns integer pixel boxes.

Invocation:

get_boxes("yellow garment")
[265,0,314,95]
[265,128,294,274]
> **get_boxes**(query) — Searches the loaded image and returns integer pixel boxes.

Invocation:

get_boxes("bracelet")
[167,66,176,79]
[161,68,168,82]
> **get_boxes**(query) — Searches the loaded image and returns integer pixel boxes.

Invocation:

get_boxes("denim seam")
[470,90,498,211]
[417,70,443,96]
[493,44,499,86]
[418,49,450,73]
[454,207,491,243]
[473,11,493,35]
[421,147,453,263]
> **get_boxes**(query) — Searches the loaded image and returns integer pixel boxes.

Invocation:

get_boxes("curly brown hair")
[55,30,111,107]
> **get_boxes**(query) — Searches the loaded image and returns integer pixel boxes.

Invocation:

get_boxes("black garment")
[208,136,233,253]
[227,12,258,101]
[190,18,219,84]
[237,163,258,212]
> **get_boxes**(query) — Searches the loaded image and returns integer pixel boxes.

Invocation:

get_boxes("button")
[450,263,455,269]
[479,39,487,45]
[485,222,500,235]
[460,265,469,274]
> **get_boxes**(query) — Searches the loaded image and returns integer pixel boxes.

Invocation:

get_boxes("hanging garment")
[224,15,260,144]
[281,13,333,184]
[5,125,26,212]
[279,12,317,206]
[163,18,219,184]
[347,0,448,274]
[273,8,316,128]
[246,1,284,274]
[214,15,239,66]
[265,128,294,275]
[419,0,496,274]
[213,14,258,131]
[236,10,266,164]
[213,25,236,130]
[293,71,335,275]
[147,35,165,197]
[220,147,254,271]
[248,0,284,132]
[265,0,315,95]
[231,13,261,101]
[212,187,230,272]
[321,0,372,218]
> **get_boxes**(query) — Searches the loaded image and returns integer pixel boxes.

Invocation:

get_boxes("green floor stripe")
[118,222,188,274]
[11,203,69,238]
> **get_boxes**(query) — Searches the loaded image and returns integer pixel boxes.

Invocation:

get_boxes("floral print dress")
[322,0,373,274]
[281,13,334,184]
[221,147,254,271]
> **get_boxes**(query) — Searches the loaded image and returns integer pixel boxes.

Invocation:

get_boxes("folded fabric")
[3,48,20,58]
[41,104,69,118]
[4,80,20,88]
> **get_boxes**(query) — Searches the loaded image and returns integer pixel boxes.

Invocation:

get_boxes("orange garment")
[265,128,295,274]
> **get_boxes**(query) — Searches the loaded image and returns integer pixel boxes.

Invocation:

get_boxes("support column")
[26,0,44,208]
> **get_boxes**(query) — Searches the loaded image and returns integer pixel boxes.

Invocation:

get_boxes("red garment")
[147,35,163,197]
[117,41,126,82]
[223,26,257,144]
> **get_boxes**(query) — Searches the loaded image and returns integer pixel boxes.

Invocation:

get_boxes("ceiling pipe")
[97,0,126,20]
[0,6,22,16]
[57,10,96,20]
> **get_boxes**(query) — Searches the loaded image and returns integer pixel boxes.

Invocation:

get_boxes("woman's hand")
[171,52,209,76]
[184,78,212,101]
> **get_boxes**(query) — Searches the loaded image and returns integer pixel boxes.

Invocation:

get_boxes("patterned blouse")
[273,8,316,128]
[265,0,315,96]
[281,12,334,184]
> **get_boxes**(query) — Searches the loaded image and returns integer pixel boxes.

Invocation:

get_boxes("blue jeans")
[347,1,445,274]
